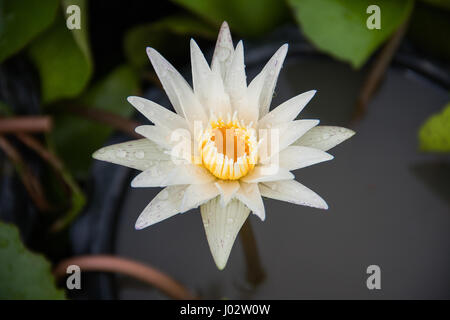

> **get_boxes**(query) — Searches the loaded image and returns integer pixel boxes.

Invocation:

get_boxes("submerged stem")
[240,219,266,286]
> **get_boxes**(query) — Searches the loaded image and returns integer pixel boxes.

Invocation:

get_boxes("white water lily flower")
[93,22,355,270]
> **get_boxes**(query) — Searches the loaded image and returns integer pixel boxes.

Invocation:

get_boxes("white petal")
[127,96,188,130]
[224,41,254,120]
[235,182,265,221]
[241,166,294,183]
[248,44,288,118]
[146,47,207,124]
[180,182,221,213]
[293,126,355,151]
[211,21,234,81]
[278,146,333,171]
[215,180,240,206]
[190,39,232,116]
[259,119,319,161]
[131,163,214,187]
[135,185,188,230]
[277,120,319,151]
[258,90,316,129]
[92,139,169,171]
[135,125,174,149]
[200,197,250,269]
[259,180,328,210]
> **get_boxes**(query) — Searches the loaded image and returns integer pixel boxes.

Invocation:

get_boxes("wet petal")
[200,197,250,270]
[92,139,169,171]
[293,126,355,151]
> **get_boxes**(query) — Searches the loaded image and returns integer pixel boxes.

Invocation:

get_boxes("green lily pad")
[0,0,59,63]
[0,221,65,299]
[288,0,413,68]
[419,102,450,153]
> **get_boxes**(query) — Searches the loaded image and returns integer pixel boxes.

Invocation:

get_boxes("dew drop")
[134,151,145,159]
[116,150,127,158]
[322,133,330,139]
[227,218,234,224]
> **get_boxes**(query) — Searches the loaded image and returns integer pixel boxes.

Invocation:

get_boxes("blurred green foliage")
[0,222,65,299]
[171,0,290,37]
[50,65,139,179]
[124,15,216,68]
[419,102,450,152]
[0,0,59,62]
[288,0,414,68]
[28,6,92,103]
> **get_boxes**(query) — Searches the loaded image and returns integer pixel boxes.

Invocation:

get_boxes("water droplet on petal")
[116,150,127,158]
[227,218,234,224]
[134,151,145,159]
[322,133,330,139]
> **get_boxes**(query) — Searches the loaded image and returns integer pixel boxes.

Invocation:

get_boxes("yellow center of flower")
[200,118,257,180]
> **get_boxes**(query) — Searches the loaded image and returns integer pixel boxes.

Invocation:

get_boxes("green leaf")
[287,0,413,68]
[0,221,65,299]
[171,0,289,37]
[124,15,216,68]
[419,102,450,153]
[28,2,92,104]
[0,0,59,62]
[51,65,139,178]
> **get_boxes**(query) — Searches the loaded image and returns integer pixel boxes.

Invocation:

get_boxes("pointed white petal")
[258,90,316,129]
[248,44,288,118]
[200,197,250,269]
[235,182,265,221]
[224,41,254,120]
[146,47,207,124]
[211,21,234,81]
[135,185,188,230]
[135,125,174,149]
[127,96,188,130]
[180,182,221,213]
[215,180,240,206]
[190,39,232,115]
[293,126,355,151]
[278,146,333,171]
[92,139,169,171]
[131,163,214,187]
[191,39,211,96]
[278,120,319,151]
[259,119,319,161]
[259,180,328,210]
[241,166,294,183]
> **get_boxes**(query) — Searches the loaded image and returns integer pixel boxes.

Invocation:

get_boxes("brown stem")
[240,219,266,286]
[53,255,196,300]
[353,18,410,122]
[16,133,64,172]
[0,135,50,211]
[0,116,52,133]
[66,106,141,138]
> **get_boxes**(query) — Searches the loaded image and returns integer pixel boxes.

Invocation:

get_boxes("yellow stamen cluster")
[200,116,257,180]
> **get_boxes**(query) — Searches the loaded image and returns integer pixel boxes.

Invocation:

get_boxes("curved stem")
[240,219,266,286]
[54,255,196,300]
[0,116,52,133]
